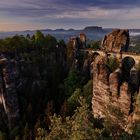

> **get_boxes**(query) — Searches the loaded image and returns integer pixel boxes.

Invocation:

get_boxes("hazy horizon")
[1,26,140,33]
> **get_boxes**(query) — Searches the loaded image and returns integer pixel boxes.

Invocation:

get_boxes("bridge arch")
[121,56,135,81]
[122,56,135,68]
[93,51,100,57]
[91,51,101,61]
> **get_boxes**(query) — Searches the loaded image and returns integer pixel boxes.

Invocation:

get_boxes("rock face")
[92,55,140,133]
[79,33,86,48]
[102,29,129,52]
[67,34,87,70]
[0,58,20,131]
[92,29,140,133]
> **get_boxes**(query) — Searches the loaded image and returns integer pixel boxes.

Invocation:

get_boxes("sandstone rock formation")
[102,29,129,52]
[0,39,68,136]
[0,57,20,131]
[67,33,87,70]
[92,29,140,134]
[79,32,86,48]
[92,55,140,134]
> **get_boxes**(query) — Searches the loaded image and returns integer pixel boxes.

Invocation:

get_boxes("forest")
[0,31,140,140]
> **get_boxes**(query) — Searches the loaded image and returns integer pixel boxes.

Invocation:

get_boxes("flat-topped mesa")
[101,29,130,53]
[83,26,103,32]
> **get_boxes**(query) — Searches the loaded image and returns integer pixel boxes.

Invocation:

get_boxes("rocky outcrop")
[102,29,129,52]
[0,40,68,136]
[92,29,140,134]
[67,34,87,70]
[79,33,86,48]
[92,56,140,133]
[0,57,20,131]
[83,51,95,79]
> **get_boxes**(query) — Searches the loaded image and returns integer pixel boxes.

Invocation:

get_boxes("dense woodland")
[0,31,140,140]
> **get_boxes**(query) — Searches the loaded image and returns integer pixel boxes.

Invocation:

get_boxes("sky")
[0,0,140,31]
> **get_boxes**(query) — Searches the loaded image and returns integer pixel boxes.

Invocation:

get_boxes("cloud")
[0,0,140,30]
[1,0,140,18]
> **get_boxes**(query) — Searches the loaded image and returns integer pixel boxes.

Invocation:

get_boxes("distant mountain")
[41,29,53,32]
[54,29,65,32]
[41,28,75,32]
[26,26,108,33]
[23,30,32,32]
[67,28,75,31]
[0,27,139,42]
[83,26,104,32]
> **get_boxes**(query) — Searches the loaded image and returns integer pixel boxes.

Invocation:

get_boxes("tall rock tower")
[79,32,86,48]
[92,29,140,134]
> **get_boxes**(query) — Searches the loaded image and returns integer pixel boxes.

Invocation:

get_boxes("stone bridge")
[85,49,140,65]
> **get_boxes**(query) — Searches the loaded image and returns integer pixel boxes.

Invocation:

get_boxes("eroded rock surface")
[92,55,140,133]
[102,29,129,52]
[0,58,20,131]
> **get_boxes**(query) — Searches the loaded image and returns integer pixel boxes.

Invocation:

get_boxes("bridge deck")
[83,49,140,62]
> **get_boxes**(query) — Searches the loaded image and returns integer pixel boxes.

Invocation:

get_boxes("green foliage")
[133,121,140,138]
[67,88,82,115]
[0,35,30,52]
[46,98,102,140]
[136,62,140,71]
[45,34,57,51]
[66,80,93,115]
[35,30,45,47]
[0,131,6,140]
[103,104,125,139]
[69,98,98,140]
[10,126,20,139]
[68,88,81,104]
[122,57,135,70]
[46,115,71,140]
[22,123,32,140]
[82,80,93,105]
[106,57,119,72]
[128,37,140,53]
[129,45,140,53]
[64,70,82,97]
[1,31,137,140]
[0,31,95,139]
[87,40,101,50]
[35,128,47,140]
[0,32,68,139]
[58,39,66,47]
[122,57,135,81]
